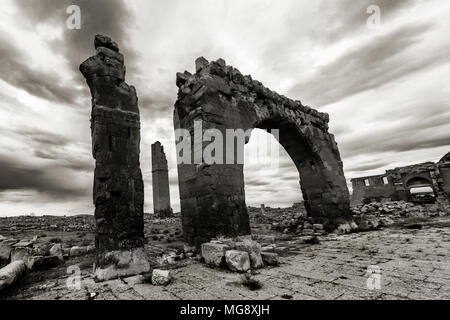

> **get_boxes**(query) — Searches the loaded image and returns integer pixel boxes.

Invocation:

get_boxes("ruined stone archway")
[406,176,436,203]
[174,57,352,246]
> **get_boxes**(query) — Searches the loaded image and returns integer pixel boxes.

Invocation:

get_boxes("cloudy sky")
[0,0,449,216]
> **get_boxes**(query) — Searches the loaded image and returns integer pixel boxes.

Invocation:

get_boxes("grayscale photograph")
[0,0,449,307]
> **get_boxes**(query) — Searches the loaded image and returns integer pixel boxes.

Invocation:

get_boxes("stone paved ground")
[3,216,450,300]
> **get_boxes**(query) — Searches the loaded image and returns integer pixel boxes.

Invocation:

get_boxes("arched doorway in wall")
[406,177,436,204]
[174,58,352,245]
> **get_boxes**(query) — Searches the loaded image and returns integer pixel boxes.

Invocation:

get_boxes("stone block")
[235,239,264,269]
[70,246,87,257]
[49,244,64,261]
[11,247,33,262]
[94,248,150,282]
[152,269,172,286]
[27,256,61,271]
[0,243,12,268]
[201,243,230,267]
[0,261,27,292]
[313,224,324,230]
[261,252,279,266]
[225,250,251,272]
[302,229,315,236]
[13,240,34,248]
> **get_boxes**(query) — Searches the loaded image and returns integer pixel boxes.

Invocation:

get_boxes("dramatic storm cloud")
[0,0,449,215]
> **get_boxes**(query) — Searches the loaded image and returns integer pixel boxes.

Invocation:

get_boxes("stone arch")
[406,176,433,188]
[406,176,436,202]
[174,57,352,246]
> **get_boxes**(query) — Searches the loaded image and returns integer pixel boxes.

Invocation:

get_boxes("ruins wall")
[80,35,145,267]
[351,158,450,206]
[174,57,352,246]
[351,174,398,205]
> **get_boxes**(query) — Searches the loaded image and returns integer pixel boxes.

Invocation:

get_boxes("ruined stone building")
[80,35,149,280]
[151,142,173,217]
[174,57,352,246]
[351,152,450,206]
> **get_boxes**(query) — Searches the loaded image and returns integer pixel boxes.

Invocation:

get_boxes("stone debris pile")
[249,205,329,236]
[351,201,449,218]
[0,235,97,292]
[0,215,94,233]
[351,201,449,231]
[201,236,279,273]
[0,261,27,291]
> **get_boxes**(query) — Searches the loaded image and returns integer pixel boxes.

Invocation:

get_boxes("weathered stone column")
[80,35,149,281]
[151,141,173,217]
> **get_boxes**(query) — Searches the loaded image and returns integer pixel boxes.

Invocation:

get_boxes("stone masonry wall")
[351,154,450,207]
[80,35,145,266]
[174,57,352,246]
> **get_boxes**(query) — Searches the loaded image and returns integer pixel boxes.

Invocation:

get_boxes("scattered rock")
[11,247,33,262]
[261,252,279,266]
[235,239,264,269]
[13,240,34,248]
[0,243,13,268]
[225,250,251,272]
[183,244,196,254]
[201,243,230,267]
[27,256,61,271]
[261,245,275,252]
[70,246,86,257]
[302,229,315,236]
[335,222,357,234]
[313,224,324,230]
[152,269,172,286]
[0,260,27,291]
[94,248,151,282]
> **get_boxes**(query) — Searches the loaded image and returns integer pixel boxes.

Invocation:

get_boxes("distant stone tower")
[151,142,173,217]
[80,35,149,281]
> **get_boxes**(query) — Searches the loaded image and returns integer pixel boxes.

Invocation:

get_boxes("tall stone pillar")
[80,35,149,281]
[151,141,173,217]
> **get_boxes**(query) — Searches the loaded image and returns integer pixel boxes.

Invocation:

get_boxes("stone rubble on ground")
[225,250,251,272]
[351,201,450,231]
[201,236,279,273]
[201,242,231,267]
[0,233,97,277]
[94,248,150,282]
[260,252,279,266]
[151,269,172,286]
[0,260,27,291]
[49,244,63,261]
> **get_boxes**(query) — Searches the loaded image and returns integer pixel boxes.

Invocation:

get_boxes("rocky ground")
[0,203,449,300]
